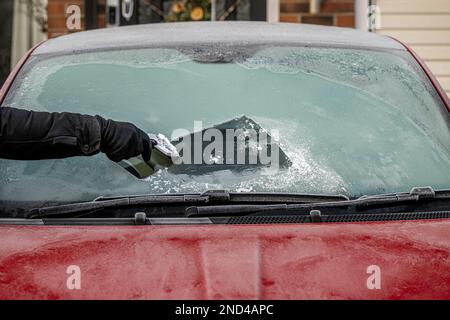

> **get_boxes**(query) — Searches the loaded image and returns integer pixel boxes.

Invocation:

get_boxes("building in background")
[0,0,48,85]
[11,0,48,65]
[0,1,14,85]
[279,0,355,27]
[45,0,354,36]
[47,0,273,38]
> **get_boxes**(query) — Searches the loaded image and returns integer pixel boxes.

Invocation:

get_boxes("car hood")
[1,219,450,299]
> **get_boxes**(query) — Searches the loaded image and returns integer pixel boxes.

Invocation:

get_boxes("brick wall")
[280,0,355,28]
[47,0,106,38]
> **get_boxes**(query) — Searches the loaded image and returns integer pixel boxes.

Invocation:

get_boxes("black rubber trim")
[226,211,450,225]
[324,211,450,223]
[1,211,450,226]
[227,215,309,224]
[0,218,44,225]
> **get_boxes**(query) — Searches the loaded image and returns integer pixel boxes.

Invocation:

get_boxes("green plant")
[166,0,211,22]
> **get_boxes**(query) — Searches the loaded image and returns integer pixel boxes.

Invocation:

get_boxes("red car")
[1,22,450,300]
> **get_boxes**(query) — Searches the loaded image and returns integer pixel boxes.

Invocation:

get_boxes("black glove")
[95,115,152,162]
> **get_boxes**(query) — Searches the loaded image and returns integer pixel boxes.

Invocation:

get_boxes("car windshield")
[2,45,450,209]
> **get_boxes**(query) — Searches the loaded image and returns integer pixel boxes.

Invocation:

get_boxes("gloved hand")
[95,115,152,162]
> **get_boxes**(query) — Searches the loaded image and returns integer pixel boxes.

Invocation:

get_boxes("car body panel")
[1,220,450,300]
[2,23,450,300]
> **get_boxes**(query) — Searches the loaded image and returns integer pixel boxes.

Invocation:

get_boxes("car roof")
[33,21,405,56]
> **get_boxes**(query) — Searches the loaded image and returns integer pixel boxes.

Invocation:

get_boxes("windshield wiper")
[185,186,448,217]
[26,190,348,219]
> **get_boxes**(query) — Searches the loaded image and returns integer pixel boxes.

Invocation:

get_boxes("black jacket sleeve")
[0,107,101,160]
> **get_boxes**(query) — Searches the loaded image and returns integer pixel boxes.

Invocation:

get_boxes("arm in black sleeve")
[0,107,152,162]
[0,107,101,160]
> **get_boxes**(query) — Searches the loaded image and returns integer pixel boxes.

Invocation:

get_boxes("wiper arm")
[26,190,348,219]
[186,186,444,217]
[26,190,225,219]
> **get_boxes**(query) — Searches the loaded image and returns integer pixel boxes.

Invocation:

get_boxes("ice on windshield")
[2,46,450,205]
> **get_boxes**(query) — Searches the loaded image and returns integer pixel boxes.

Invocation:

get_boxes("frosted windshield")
[2,46,450,205]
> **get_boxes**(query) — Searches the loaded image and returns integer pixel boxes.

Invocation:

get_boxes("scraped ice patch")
[143,117,348,195]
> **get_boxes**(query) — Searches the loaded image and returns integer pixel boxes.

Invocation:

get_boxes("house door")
[138,0,267,23]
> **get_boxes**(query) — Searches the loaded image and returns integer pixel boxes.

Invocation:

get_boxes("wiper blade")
[26,190,348,219]
[186,186,445,217]
[26,190,223,218]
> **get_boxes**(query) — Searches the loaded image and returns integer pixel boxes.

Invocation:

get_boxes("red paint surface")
[1,220,450,300]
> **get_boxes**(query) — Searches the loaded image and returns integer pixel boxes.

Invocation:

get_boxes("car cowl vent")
[325,211,450,223]
[227,211,450,224]
[227,215,309,224]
